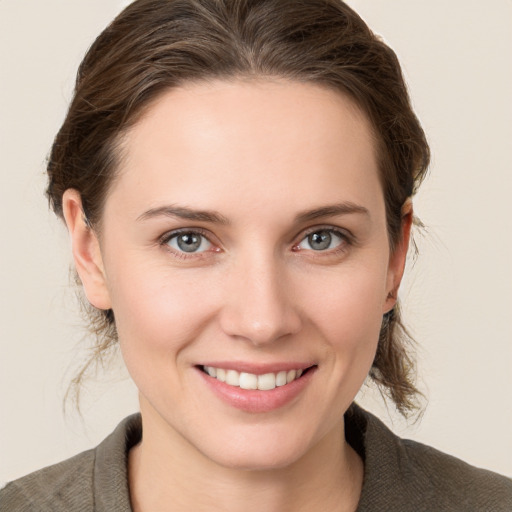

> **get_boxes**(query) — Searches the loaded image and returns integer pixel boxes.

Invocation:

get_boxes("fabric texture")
[1,405,511,511]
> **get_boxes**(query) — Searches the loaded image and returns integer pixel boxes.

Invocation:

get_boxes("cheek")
[106,261,217,360]
[288,262,388,427]
[106,267,223,413]
[298,261,388,353]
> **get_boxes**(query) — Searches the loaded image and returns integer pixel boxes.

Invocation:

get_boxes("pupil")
[177,233,201,252]
[309,231,331,250]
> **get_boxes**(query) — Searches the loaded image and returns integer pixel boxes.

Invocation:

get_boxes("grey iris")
[177,232,202,252]
[308,231,332,250]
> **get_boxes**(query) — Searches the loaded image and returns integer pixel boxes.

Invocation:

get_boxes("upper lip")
[196,361,316,375]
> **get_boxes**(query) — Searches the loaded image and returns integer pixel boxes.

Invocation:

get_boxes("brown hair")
[47,0,429,415]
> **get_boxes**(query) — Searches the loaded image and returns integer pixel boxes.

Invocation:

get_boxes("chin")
[193,422,321,472]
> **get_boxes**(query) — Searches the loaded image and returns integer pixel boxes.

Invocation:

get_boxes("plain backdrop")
[1,0,511,484]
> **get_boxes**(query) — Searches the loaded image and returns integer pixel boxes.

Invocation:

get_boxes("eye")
[296,229,346,252]
[165,231,213,253]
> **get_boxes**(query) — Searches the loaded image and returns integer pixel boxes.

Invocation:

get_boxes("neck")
[129,400,363,512]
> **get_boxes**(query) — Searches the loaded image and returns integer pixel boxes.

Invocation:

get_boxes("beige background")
[1,0,511,484]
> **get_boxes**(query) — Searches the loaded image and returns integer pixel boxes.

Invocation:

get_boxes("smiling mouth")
[199,365,316,391]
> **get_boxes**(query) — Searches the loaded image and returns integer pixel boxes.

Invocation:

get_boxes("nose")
[218,253,302,346]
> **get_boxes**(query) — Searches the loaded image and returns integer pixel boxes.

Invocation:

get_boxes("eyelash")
[292,226,353,256]
[159,228,217,260]
[159,226,353,260]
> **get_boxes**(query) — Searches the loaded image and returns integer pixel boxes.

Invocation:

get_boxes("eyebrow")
[137,205,230,224]
[294,202,370,223]
[137,202,369,225]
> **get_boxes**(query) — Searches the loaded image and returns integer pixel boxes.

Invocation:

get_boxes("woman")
[1,0,511,510]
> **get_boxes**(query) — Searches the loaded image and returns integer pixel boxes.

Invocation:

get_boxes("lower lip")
[196,367,316,413]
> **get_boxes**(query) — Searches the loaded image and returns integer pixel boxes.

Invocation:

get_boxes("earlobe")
[384,199,413,313]
[62,189,112,310]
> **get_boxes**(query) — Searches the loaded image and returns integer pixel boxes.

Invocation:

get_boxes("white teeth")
[257,373,276,391]
[239,372,258,390]
[225,369,240,386]
[203,366,308,390]
[275,371,287,387]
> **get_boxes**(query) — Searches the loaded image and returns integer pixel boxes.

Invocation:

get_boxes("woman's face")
[68,79,408,470]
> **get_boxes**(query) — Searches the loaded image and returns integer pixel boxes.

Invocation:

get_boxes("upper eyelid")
[159,227,214,244]
[295,224,353,243]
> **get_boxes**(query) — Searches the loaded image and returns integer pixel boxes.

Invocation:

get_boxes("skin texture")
[63,79,412,512]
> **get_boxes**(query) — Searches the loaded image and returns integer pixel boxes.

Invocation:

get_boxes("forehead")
[110,78,383,221]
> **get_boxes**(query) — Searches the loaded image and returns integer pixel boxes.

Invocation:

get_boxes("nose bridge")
[220,248,301,345]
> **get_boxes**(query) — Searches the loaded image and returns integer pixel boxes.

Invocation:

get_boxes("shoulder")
[347,404,512,512]
[0,414,141,512]
[398,437,512,510]
[0,449,96,511]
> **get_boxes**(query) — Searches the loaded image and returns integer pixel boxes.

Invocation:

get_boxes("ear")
[383,199,413,313]
[62,189,112,310]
